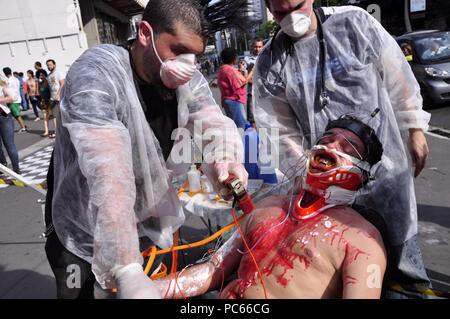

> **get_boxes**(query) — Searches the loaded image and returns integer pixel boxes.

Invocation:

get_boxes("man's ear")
[138,20,152,48]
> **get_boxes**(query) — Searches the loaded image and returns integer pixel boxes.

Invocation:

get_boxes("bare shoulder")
[326,206,385,249]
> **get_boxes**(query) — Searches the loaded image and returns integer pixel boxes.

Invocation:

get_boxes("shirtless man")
[156,115,387,299]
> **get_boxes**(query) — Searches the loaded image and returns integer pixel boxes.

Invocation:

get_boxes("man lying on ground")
[155,114,387,299]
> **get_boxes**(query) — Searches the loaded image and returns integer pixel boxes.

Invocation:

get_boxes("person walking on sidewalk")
[244,38,263,130]
[2,67,27,133]
[45,59,64,138]
[38,71,54,138]
[0,79,21,174]
[13,71,28,111]
[26,70,42,122]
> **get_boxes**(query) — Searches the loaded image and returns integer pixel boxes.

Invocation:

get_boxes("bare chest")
[231,210,373,298]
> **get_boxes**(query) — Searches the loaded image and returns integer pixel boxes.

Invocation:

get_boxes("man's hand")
[408,128,429,177]
[202,162,249,201]
[114,263,161,299]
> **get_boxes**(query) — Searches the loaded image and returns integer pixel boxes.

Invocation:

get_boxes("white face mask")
[279,7,313,39]
[150,29,197,89]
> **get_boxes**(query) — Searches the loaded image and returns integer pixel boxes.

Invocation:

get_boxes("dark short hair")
[13,71,18,76]
[36,69,47,78]
[220,47,237,64]
[325,114,383,167]
[142,0,209,38]
[35,61,42,67]
[3,67,11,76]
[252,38,263,44]
[46,59,56,65]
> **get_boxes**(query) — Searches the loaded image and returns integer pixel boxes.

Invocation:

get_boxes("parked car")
[395,30,450,107]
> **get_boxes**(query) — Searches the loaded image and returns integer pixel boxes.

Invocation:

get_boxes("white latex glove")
[114,263,161,299]
[202,162,248,201]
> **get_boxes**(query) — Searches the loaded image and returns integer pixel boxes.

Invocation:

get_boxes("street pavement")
[0,87,449,299]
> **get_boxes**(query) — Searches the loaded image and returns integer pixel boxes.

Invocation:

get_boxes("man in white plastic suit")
[44,0,247,299]
[253,0,432,298]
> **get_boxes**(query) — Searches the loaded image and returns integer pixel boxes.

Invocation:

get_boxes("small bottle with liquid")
[187,165,201,196]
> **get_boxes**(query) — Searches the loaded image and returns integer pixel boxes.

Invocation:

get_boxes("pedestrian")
[44,0,247,299]
[45,59,64,138]
[244,38,264,130]
[13,72,28,111]
[217,47,254,128]
[0,79,21,174]
[34,61,46,77]
[253,0,432,298]
[26,70,41,122]
[2,68,27,132]
[209,57,215,73]
[19,72,29,111]
[37,71,54,137]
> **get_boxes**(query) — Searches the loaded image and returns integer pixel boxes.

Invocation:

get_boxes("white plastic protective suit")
[253,7,430,249]
[52,44,244,290]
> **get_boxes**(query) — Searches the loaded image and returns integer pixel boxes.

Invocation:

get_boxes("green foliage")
[256,20,280,40]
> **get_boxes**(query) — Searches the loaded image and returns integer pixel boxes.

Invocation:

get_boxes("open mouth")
[309,150,338,172]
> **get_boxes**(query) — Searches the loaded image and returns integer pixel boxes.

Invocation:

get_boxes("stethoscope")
[266,8,330,108]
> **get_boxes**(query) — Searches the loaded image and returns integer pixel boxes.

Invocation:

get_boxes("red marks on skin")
[356,229,375,239]
[344,275,358,286]
[224,208,371,299]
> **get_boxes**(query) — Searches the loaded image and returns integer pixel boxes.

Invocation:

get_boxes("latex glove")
[408,128,429,178]
[202,162,248,201]
[114,263,161,299]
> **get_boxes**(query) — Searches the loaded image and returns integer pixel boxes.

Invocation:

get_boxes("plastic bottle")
[258,153,278,184]
[201,174,213,193]
[243,123,260,179]
[187,165,201,196]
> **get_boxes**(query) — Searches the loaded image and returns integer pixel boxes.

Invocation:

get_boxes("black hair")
[46,59,56,65]
[27,70,34,77]
[325,114,383,167]
[220,47,237,64]
[36,69,48,78]
[13,71,18,76]
[142,0,209,38]
[252,38,263,44]
[35,61,42,67]
[18,72,24,77]
[2,67,12,76]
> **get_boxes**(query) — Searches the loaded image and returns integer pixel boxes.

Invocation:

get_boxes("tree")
[256,20,280,40]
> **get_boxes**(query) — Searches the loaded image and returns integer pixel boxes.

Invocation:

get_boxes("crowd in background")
[0,59,65,175]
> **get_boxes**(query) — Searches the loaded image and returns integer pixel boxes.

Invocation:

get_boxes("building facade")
[0,0,146,77]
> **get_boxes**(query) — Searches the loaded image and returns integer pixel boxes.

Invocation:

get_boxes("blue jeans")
[29,95,42,118]
[222,99,248,128]
[20,89,28,111]
[0,115,20,172]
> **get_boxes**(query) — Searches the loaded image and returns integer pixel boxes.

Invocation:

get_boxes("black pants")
[45,232,100,299]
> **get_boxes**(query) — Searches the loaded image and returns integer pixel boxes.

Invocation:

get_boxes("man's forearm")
[156,262,221,298]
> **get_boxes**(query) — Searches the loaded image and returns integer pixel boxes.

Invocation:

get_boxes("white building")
[0,0,147,77]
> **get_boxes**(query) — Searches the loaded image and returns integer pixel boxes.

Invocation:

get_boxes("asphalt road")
[0,89,449,299]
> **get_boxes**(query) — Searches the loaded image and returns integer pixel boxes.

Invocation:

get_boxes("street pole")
[404,0,412,33]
